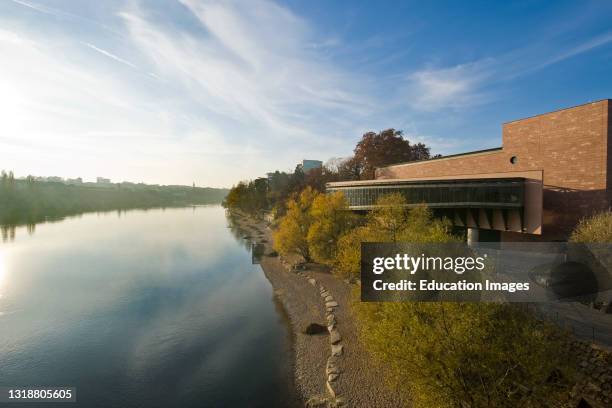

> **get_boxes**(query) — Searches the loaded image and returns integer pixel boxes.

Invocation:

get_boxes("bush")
[355,301,573,407]
[570,211,612,243]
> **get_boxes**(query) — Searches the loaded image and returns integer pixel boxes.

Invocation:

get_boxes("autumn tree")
[306,192,356,264]
[273,187,318,261]
[353,129,431,179]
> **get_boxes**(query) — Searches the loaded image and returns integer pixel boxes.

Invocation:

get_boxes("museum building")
[326,100,612,242]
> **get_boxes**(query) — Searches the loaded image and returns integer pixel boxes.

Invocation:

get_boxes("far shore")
[228,210,410,407]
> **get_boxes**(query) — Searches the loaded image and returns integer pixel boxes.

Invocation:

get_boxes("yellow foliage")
[570,211,612,243]
[273,187,318,261]
[307,192,356,265]
[354,301,573,407]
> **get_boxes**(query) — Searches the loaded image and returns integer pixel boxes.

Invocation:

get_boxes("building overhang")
[326,172,543,235]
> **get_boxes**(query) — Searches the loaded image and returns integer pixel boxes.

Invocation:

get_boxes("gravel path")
[231,213,411,407]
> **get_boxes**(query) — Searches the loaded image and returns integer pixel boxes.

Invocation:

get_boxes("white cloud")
[406,31,612,112]
[407,63,490,111]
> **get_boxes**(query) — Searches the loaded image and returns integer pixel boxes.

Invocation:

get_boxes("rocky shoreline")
[229,211,410,408]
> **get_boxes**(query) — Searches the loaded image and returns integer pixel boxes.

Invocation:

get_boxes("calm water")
[0,206,297,407]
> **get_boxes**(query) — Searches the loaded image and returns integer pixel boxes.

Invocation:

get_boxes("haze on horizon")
[1,0,611,188]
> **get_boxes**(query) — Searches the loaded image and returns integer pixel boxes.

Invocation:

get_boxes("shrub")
[355,302,573,407]
[570,211,612,243]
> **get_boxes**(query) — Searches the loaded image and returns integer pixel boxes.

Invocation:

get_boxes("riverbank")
[229,211,410,407]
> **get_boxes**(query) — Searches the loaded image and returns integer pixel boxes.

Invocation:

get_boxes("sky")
[1,0,611,188]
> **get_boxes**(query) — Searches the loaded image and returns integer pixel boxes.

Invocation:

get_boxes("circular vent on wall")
[510,156,518,165]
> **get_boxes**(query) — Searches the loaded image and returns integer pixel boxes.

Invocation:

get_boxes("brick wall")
[376,100,611,240]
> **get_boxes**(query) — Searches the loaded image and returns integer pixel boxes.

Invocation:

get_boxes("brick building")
[327,100,612,242]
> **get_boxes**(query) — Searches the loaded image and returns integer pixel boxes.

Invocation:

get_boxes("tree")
[335,157,362,181]
[366,193,410,242]
[334,226,375,277]
[307,192,356,264]
[273,187,318,261]
[353,129,431,179]
[334,194,455,277]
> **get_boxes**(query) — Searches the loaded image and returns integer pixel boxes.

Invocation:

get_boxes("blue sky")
[1,0,611,187]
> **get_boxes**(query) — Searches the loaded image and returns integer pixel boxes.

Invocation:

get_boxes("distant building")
[44,176,63,183]
[96,177,111,184]
[302,159,322,173]
[66,177,82,184]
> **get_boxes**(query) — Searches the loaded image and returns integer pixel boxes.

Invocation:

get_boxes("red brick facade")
[376,100,612,240]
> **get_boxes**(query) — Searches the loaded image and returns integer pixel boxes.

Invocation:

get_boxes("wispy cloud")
[82,42,138,69]
[406,61,493,111]
[405,31,612,112]
[120,0,371,142]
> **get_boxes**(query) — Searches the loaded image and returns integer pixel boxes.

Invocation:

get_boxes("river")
[0,206,298,407]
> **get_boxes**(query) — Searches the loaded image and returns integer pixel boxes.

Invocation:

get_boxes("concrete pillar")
[467,228,479,247]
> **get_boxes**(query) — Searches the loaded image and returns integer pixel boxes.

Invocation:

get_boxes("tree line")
[223,128,434,217]
[0,171,228,226]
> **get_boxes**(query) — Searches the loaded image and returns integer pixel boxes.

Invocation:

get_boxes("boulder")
[331,344,343,356]
[325,295,334,302]
[326,301,339,308]
[326,381,336,399]
[308,278,317,286]
[303,323,327,335]
[330,329,342,344]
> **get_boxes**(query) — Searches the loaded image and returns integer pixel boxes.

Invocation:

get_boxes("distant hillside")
[0,177,228,226]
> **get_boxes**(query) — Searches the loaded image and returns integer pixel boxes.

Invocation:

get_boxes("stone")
[321,291,329,298]
[325,296,334,302]
[331,344,343,356]
[326,307,334,313]
[326,381,336,398]
[326,362,340,376]
[328,323,336,332]
[308,278,316,286]
[303,323,327,335]
[330,329,342,344]
[305,396,328,408]
[326,301,339,308]
[328,373,339,382]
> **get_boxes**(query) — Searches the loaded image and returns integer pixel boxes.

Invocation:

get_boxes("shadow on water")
[225,210,302,407]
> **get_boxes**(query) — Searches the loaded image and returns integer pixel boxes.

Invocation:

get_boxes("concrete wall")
[376,100,611,240]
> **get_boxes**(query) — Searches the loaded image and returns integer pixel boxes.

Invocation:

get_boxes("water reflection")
[0,206,297,408]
